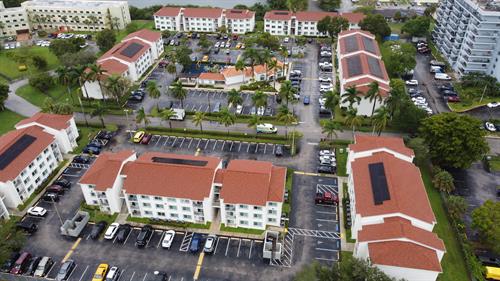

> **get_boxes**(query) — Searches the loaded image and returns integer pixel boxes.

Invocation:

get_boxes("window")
[156,204,164,209]
[239,205,248,209]
[167,198,176,202]
[268,209,277,215]
[143,203,151,207]
[253,206,262,210]
[183,214,192,220]
[157,212,165,216]
[268,218,277,223]
[240,220,248,225]
[254,214,262,219]
[253,222,262,227]
[182,207,191,212]
[169,206,177,210]
[141,195,149,199]
[269,202,278,207]
[170,213,178,218]
[144,211,152,215]
[239,212,248,217]
[181,199,190,204]
[154,196,162,200]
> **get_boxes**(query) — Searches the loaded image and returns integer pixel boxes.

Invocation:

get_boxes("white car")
[236,104,243,114]
[319,150,334,156]
[319,61,333,67]
[161,230,176,249]
[405,79,419,86]
[257,106,265,116]
[487,102,499,108]
[485,122,497,132]
[319,155,336,162]
[318,98,327,106]
[319,76,332,83]
[435,73,452,80]
[4,44,10,49]
[104,222,120,240]
[214,41,220,48]
[27,206,47,217]
[225,41,231,48]
[284,37,289,43]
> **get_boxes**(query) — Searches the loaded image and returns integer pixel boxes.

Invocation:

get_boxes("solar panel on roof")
[120,42,143,58]
[345,36,359,53]
[362,37,376,54]
[368,162,390,205]
[231,10,243,14]
[151,157,208,167]
[367,56,384,78]
[275,12,289,15]
[346,56,363,77]
[0,134,37,170]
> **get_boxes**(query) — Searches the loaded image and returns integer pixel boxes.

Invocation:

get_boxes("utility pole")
[51,196,63,226]
[78,97,89,127]
[124,109,132,139]
[479,84,487,103]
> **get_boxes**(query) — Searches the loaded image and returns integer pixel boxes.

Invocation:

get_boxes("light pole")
[78,97,89,127]
[124,109,132,139]
[51,196,63,226]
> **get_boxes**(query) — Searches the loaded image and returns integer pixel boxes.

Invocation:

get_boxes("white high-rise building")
[0,1,30,36]
[432,0,500,80]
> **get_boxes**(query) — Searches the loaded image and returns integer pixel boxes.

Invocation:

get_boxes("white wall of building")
[264,19,292,36]
[225,17,255,34]
[374,264,440,281]
[220,200,282,230]
[0,2,29,36]
[154,15,182,31]
[0,196,9,219]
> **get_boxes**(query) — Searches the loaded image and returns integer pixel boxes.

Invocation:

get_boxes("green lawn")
[127,215,211,229]
[220,224,265,235]
[448,96,498,112]
[16,84,76,107]
[282,169,294,219]
[336,147,348,177]
[0,46,60,80]
[419,165,469,281]
[389,22,404,34]
[487,156,500,172]
[116,20,155,41]
[0,109,24,135]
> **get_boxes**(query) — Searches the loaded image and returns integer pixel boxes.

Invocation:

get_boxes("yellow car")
[235,43,241,49]
[202,55,209,62]
[92,264,109,281]
[133,131,145,143]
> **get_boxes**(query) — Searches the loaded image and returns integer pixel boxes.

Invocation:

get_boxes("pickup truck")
[315,191,338,205]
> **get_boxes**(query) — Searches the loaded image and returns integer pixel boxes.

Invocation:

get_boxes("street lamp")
[124,109,132,139]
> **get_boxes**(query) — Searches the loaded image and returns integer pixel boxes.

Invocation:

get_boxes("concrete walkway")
[5,78,41,117]
[337,176,355,252]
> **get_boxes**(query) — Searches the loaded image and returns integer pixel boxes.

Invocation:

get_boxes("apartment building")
[347,135,445,281]
[432,0,500,81]
[154,7,255,34]
[79,152,286,230]
[337,30,390,116]
[83,29,163,99]
[264,10,364,36]
[0,1,29,36]
[21,0,130,32]
[198,60,284,86]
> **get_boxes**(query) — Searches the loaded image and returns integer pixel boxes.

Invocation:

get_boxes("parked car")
[446,95,461,102]
[83,145,101,155]
[47,185,64,195]
[1,252,20,273]
[55,260,76,281]
[485,122,497,132]
[317,165,335,174]
[54,178,71,189]
[34,257,54,277]
[275,145,283,157]
[161,230,176,249]
[133,131,145,143]
[136,225,153,248]
[105,266,121,281]
[190,233,202,253]
[27,206,47,217]
[319,149,334,156]
[140,134,152,145]
[303,95,310,105]
[25,256,41,276]
[204,235,217,254]
[405,79,419,86]
[104,223,120,240]
[96,131,114,140]
[435,73,452,80]
[16,221,38,233]
[315,191,339,205]
[90,221,107,240]
[116,224,132,243]
[41,192,59,202]
[236,104,243,114]
[73,155,90,164]
[10,252,32,274]
[92,263,109,281]
[487,102,499,108]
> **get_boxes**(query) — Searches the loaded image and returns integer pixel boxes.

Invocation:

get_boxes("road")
[5,77,41,117]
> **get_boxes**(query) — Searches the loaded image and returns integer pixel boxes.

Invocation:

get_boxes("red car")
[141,134,152,145]
[315,192,338,205]
[47,184,64,195]
[447,95,461,102]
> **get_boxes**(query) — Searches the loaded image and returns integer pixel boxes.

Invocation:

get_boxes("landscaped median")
[80,202,118,225]
[219,224,265,235]
[127,215,211,230]
[447,97,498,112]
[319,139,351,177]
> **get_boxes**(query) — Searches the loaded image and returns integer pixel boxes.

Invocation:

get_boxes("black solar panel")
[368,162,390,205]
[362,37,376,54]
[275,12,290,15]
[151,157,208,167]
[230,10,243,14]
[367,56,384,78]
[120,42,144,58]
[345,36,359,53]
[346,56,363,77]
[0,134,37,170]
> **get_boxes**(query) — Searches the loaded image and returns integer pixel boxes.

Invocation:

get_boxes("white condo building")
[0,1,29,36]
[263,10,364,36]
[432,0,500,81]
[0,113,78,219]
[347,135,445,281]
[153,7,255,34]
[79,152,286,230]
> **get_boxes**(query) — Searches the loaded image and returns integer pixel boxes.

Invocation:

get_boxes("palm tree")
[386,86,406,117]
[279,80,297,109]
[251,91,267,112]
[227,89,242,108]
[242,48,261,81]
[260,49,272,81]
[366,81,383,116]
[321,119,343,141]
[90,102,108,128]
[83,18,92,29]
[277,105,297,138]
[279,46,289,74]
[218,107,236,134]
[136,107,150,128]
[60,15,68,31]
[72,65,91,103]
[344,107,363,137]
[88,64,105,99]
[324,90,340,119]
[104,75,130,103]
[235,59,246,72]
[147,80,161,109]
[55,66,76,103]
[248,114,262,136]
[170,81,187,108]
[72,16,80,27]
[160,108,176,130]
[372,106,390,136]
[341,86,361,109]
[192,111,206,132]
[88,15,99,30]
[166,63,177,75]
[267,58,278,89]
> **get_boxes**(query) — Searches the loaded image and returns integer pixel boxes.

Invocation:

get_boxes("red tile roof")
[341,12,365,23]
[349,135,414,157]
[79,150,135,191]
[124,29,162,43]
[183,7,223,18]
[16,112,72,131]
[0,126,55,182]
[214,169,225,184]
[199,72,225,81]
[339,29,374,38]
[220,160,286,206]
[340,53,389,81]
[225,9,255,19]
[358,217,445,251]
[295,11,337,21]
[99,59,128,75]
[350,152,436,224]
[154,7,182,17]
[368,241,442,272]
[344,81,390,98]
[99,39,149,64]
[264,10,293,21]
[121,152,221,200]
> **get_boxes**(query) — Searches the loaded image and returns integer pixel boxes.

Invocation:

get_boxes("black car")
[88,140,103,148]
[54,178,71,189]
[42,192,59,202]
[441,90,456,97]
[55,260,76,281]
[136,225,153,248]
[16,221,38,234]
[147,271,168,281]
[318,165,335,174]
[25,256,41,276]
[96,131,114,140]
[275,145,283,157]
[1,252,20,272]
[476,250,500,267]
[116,224,132,243]
[89,221,107,240]
[73,155,90,164]
[82,145,101,155]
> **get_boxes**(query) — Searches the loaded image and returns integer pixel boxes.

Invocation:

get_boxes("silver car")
[34,257,54,277]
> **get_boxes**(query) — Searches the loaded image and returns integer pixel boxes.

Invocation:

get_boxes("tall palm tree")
[147,80,161,109]
[192,111,206,132]
[321,119,343,141]
[277,105,297,138]
[218,107,236,134]
[344,107,363,138]
[279,80,297,109]
[166,63,177,75]
[251,91,267,112]
[90,102,107,128]
[88,64,105,99]
[136,107,150,128]
[160,108,175,130]
[267,58,278,89]
[366,81,383,116]
[72,65,91,103]
[386,86,407,117]
[242,48,261,81]
[324,90,340,120]
[83,19,92,29]
[88,15,99,30]
[170,81,187,108]
[372,106,390,136]
[341,86,361,109]
[248,114,262,136]
[55,66,76,103]
[60,15,68,31]
[279,46,289,74]
[104,75,130,103]
[260,49,272,81]
[227,89,242,108]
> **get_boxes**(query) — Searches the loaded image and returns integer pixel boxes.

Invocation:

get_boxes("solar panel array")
[344,36,359,53]
[346,56,363,77]
[274,11,290,15]
[120,42,144,58]
[362,36,376,54]
[151,157,208,167]
[367,56,384,78]
[368,162,390,205]
[0,134,37,170]
[230,10,243,14]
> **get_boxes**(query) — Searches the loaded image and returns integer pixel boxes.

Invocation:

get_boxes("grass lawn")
[389,22,404,34]
[419,165,469,281]
[282,169,294,217]
[487,156,500,172]
[127,215,211,229]
[0,109,24,135]
[0,46,59,80]
[80,203,118,225]
[220,224,265,235]
[16,84,77,107]
[336,147,348,177]
[448,96,498,112]
[116,20,155,41]
[342,183,356,243]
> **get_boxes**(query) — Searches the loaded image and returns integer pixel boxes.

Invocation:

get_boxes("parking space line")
[145,231,155,248]
[249,240,253,259]
[225,238,231,256]
[212,140,217,151]
[264,144,267,154]
[316,219,337,222]
[229,141,234,151]
[142,273,148,281]
[163,136,169,146]
[188,138,193,149]
[180,137,186,147]
[221,141,225,151]
[46,261,56,277]
[117,269,125,281]
[255,143,259,153]
[316,211,332,214]
[236,239,242,258]
[62,237,82,262]
[123,229,133,245]
[157,231,166,248]
[129,271,136,281]
[172,137,177,146]
[238,142,242,152]
[315,257,336,261]
[246,144,250,153]
[155,136,162,146]
[78,265,89,281]
[316,247,337,252]
[204,140,209,150]
[67,264,78,280]
[167,276,171,281]
[272,145,276,155]
[193,252,205,280]
[196,139,201,148]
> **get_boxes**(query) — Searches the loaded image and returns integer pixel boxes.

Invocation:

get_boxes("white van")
[256,123,277,134]
[170,108,185,121]
[435,73,451,80]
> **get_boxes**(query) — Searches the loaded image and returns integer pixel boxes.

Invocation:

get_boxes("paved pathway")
[5,78,40,117]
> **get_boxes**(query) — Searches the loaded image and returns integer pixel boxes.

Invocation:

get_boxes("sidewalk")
[337,176,355,252]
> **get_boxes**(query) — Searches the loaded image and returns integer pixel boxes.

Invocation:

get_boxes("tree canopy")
[49,37,86,57]
[419,113,489,169]
[401,16,431,37]
[472,200,500,254]
[318,0,341,11]
[96,29,117,52]
[317,16,349,40]
[382,42,416,78]
[0,83,9,111]
[359,14,391,40]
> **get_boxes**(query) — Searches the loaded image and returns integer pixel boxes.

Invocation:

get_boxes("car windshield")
[95,273,103,279]
[164,234,172,241]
